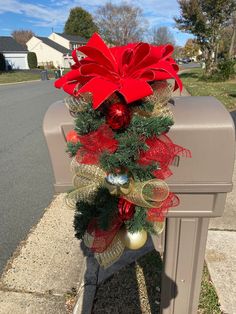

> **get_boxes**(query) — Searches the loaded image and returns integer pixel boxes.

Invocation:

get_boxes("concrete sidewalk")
[205,157,236,314]
[0,165,235,314]
[0,194,87,313]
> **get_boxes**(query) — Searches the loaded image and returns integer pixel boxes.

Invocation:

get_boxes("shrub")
[0,53,6,71]
[27,52,38,69]
[217,59,235,80]
[201,59,236,82]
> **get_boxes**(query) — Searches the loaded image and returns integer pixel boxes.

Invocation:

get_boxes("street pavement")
[0,80,64,274]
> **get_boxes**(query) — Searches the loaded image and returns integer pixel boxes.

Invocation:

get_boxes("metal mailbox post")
[43,96,235,314]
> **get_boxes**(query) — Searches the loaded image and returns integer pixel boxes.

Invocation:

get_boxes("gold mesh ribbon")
[67,159,169,209]
[84,221,165,268]
[64,94,92,117]
[132,80,173,119]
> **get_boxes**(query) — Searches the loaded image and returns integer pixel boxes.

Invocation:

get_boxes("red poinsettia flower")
[138,134,191,180]
[76,124,118,164]
[55,33,182,109]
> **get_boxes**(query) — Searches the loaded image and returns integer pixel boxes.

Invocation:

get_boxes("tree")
[183,39,200,58]
[229,12,236,59]
[151,26,175,46]
[12,29,34,48]
[175,0,236,75]
[27,52,37,69]
[0,53,6,71]
[95,3,148,45]
[64,7,98,39]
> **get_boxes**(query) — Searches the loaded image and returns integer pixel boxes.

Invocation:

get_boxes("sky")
[0,0,192,46]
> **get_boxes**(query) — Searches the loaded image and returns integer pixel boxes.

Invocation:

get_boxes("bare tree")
[151,26,175,46]
[95,3,148,45]
[12,29,34,48]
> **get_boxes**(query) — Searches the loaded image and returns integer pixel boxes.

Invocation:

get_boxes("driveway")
[0,80,64,274]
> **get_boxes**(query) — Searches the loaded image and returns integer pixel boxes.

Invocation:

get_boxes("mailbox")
[43,96,235,314]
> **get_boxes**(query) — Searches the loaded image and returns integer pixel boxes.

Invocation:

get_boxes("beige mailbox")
[43,96,235,314]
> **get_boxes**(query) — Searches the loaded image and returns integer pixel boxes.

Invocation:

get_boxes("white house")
[0,36,29,70]
[26,36,71,68]
[48,32,87,50]
[26,33,87,68]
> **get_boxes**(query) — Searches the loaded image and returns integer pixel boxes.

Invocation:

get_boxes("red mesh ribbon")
[55,33,182,109]
[87,217,123,253]
[147,192,179,222]
[138,133,191,179]
[76,124,118,164]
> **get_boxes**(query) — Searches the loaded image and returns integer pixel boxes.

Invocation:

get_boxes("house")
[26,33,87,68]
[0,36,29,70]
[48,32,87,50]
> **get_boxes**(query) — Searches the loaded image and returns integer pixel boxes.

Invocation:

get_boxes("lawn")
[0,69,56,84]
[92,250,221,314]
[180,68,236,111]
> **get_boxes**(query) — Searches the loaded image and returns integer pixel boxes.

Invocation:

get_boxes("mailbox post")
[43,96,235,314]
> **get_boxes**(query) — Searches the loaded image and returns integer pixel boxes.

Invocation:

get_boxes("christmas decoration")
[120,228,148,250]
[66,130,80,144]
[55,33,191,268]
[106,102,131,130]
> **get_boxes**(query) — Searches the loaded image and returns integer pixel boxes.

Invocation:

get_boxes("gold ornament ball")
[121,228,148,250]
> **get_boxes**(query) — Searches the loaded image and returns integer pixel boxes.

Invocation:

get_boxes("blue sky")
[0,0,192,46]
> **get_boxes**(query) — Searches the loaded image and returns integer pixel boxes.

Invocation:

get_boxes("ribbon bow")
[66,158,169,210]
[55,33,182,109]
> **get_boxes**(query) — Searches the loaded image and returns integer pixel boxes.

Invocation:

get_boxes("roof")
[0,36,27,52]
[36,36,71,54]
[55,33,87,43]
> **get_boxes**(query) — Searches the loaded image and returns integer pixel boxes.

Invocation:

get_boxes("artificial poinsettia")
[55,33,182,109]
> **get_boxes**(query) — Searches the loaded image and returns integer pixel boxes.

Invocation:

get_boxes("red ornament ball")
[66,130,80,144]
[118,198,135,221]
[106,103,131,130]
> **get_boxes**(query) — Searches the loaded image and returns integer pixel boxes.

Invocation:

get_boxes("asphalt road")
[0,80,64,274]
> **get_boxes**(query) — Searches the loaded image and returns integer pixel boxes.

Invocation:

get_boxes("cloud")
[0,0,188,45]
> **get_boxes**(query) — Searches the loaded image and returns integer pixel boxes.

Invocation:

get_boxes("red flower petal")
[75,77,118,109]
[119,78,153,103]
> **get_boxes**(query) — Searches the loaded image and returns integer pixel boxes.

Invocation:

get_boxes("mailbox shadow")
[79,239,178,314]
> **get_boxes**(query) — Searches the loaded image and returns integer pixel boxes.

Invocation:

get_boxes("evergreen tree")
[64,7,98,39]
[175,0,236,75]
[0,53,6,71]
[27,52,37,69]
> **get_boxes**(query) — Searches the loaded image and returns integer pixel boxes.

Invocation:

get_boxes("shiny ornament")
[106,103,131,130]
[106,173,129,186]
[66,130,80,144]
[121,228,147,250]
[118,198,135,221]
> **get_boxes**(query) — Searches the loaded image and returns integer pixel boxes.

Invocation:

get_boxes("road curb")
[72,237,155,314]
[0,79,43,86]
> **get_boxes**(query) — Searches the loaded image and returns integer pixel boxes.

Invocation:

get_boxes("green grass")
[180,68,236,110]
[92,250,221,314]
[0,70,56,84]
[198,264,221,314]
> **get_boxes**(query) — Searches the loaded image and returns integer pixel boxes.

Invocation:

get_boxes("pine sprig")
[66,141,82,157]
[74,187,119,239]
[129,115,174,138]
[75,105,105,135]
[125,206,156,234]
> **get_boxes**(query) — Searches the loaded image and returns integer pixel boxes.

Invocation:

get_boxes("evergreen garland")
[74,187,119,240]
[75,104,105,135]
[125,206,157,234]
[67,141,82,157]
[67,95,173,238]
